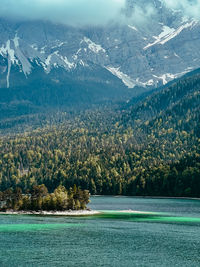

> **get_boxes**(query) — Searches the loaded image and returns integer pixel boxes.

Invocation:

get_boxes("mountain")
[127,68,200,122]
[0,0,200,117]
[123,68,200,147]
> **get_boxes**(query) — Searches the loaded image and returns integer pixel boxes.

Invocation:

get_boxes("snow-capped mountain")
[0,0,200,97]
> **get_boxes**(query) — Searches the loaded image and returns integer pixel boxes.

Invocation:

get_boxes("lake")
[0,196,200,266]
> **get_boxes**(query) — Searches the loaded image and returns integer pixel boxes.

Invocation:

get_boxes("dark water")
[1,197,200,267]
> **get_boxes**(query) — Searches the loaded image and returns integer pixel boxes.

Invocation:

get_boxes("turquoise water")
[1,197,200,266]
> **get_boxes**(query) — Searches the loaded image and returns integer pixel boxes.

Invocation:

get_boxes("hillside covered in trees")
[0,70,199,197]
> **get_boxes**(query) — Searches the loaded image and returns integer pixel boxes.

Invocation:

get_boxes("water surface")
[0,196,200,266]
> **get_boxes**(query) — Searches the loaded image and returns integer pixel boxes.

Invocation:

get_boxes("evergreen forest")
[0,70,200,198]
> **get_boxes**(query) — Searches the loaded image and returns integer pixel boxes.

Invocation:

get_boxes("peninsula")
[0,184,91,214]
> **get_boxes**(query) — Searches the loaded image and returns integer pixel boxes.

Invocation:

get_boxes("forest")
[0,71,199,197]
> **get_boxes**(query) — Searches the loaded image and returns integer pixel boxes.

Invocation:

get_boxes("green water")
[1,197,200,266]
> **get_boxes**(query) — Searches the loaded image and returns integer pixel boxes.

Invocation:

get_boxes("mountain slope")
[126,68,200,125]
[0,68,199,196]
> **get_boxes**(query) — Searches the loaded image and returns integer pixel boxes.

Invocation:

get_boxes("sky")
[0,0,199,26]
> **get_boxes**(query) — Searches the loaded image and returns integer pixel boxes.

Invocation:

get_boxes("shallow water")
[1,196,200,266]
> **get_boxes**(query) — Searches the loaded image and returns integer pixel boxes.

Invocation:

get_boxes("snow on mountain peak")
[82,37,106,54]
[0,1,200,91]
[144,20,197,50]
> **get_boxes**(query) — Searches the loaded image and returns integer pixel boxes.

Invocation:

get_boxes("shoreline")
[0,209,156,216]
[0,210,101,216]
[91,195,200,200]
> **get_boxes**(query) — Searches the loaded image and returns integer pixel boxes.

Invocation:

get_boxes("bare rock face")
[0,0,200,96]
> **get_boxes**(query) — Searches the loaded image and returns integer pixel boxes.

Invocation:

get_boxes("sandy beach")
[0,210,101,216]
[0,209,157,216]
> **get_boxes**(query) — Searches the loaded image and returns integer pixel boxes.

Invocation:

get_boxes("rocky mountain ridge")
[0,0,200,96]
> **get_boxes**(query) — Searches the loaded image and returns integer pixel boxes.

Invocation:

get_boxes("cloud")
[0,0,126,26]
[4,0,196,27]
[122,3,156,24]
[163,0,200,19]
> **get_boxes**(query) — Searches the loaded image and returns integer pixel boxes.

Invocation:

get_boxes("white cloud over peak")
[163,0,200,19]
[0,0,126,26]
